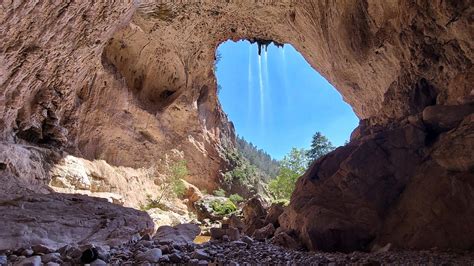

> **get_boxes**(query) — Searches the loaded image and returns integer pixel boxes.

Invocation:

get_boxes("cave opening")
[214,39,359,200]
[215,40,359,161]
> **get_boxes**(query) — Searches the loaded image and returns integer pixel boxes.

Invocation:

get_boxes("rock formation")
[0,0,472,252]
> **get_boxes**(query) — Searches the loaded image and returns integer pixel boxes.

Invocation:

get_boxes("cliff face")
[0,1,472,250]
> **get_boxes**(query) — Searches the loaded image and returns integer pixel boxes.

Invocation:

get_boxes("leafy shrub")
[139,194,168,211]
[229,193,244,204]
[213,188,226,197]
[172,179,186,198]
[268,148,308,200]
[146,159,188,208]
[169,160,188,197]
[211,199,237,216]
[271,198,289,206]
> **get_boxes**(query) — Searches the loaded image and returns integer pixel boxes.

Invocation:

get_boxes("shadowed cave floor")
[4,238,474,265]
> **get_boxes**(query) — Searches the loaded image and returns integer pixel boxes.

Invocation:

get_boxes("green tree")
[268,148,308,200]
[306,132,335,164]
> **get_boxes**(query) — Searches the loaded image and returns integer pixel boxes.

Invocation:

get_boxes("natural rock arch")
[0,1,472,251]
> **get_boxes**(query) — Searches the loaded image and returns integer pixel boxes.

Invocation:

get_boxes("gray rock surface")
[153,224,201,245]
[135,248,162,263]
[16,256,41,266]
[0,193,154,250]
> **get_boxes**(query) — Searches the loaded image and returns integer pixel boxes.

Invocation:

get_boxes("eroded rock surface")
[0,193,153,251]
[281,105,474,251]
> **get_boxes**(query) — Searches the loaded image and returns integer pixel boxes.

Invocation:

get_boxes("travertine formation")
[0,0,472,251]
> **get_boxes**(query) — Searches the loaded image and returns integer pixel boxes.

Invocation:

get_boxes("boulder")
[271,231,301,250]
[422,104,474,132]
[264,203,285,227]
[242,196,267,235]
[228,214,245,233]
[153,224,201,246]
[253,223,275,241]
[194,195,235,221]
[431,114,474,171]
[210,227,240,241]
[182,180,203,204]
[280,124,427,251]
[0,193,154,251]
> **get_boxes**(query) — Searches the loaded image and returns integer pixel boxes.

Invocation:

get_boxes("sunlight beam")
[248,44,253,121]
[280,46,290,105]
[263,49,271,125]
[258,53,264,129]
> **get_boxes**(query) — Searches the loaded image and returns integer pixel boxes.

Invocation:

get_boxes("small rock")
[141,233,152,241]
[130,233,141,243]
[159,255,170,263]
[58,245,80,259]
[192,249,211,260]
[156,240,172,246]
[135,248,162,263]
[241,235,254,245]
[169,253,182,263]
[136,240,153,249]
[172,244,183,251]
[41,253,61,263]
[95,245,110,262]
[159,245,171,254]
[373,243,391,253]
[16,256,41,266]
[198,260,208,265]
[90,259,107,265]
[8,254,18,261]
[45,262,60,266]
[19,249,33,257]
[231,240,247,247]
[31,245,54,255]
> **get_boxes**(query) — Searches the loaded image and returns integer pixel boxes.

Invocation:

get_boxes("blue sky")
[216,40,358,160]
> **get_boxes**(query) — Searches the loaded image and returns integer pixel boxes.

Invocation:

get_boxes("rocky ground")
[2,232,474,265]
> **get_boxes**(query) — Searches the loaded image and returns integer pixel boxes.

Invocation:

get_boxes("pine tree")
[306,131,335,163]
